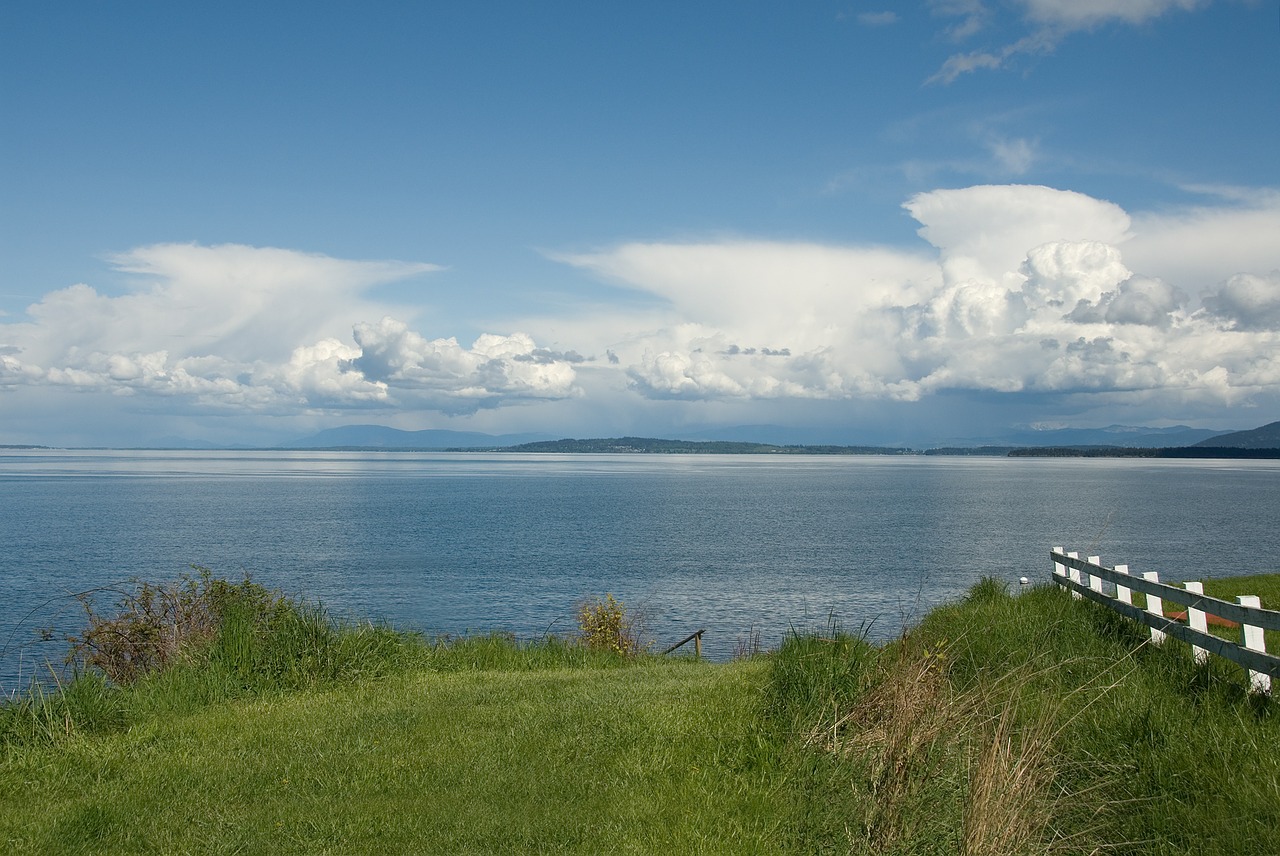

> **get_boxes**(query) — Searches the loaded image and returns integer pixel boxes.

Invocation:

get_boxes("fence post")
[1185,582,1209,665]
[1142,571,1166,644]
[1067,551,1083,600]
[1052,547,1066,581]
[1114,565,1131,605]
[1237,596,1271,694]
[1087,556,1104,594]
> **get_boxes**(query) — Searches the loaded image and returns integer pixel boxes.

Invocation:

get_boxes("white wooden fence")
[1050,548,1280,694]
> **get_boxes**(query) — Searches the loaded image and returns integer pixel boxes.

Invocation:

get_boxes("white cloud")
[347,317,581,413]
[6,185,1278,442]
[552,183,1279,413]
[928,50,1004,85]
[987,136,1037,175]
[931,0,990,40]
[0,243,582,417]
[904,185,1132,285]
[1201,271,1280,331]
[856,11,899,26]
[1068,276,1187,328]
[1018,0,1207,29]
[929,0,1210,82]
[552,241,942,401]
[1123,192,1280,294]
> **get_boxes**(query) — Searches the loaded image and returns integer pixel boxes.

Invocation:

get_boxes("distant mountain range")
[983,424,1229,449]
[292,424,1194,452]
[1007,419,1280,458]
[498,437,913,455]
[1192,420,1280,449]
[285,424,557,449]
[24,420,1275,453]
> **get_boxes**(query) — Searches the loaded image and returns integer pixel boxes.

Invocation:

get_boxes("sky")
[2,1,1279,447]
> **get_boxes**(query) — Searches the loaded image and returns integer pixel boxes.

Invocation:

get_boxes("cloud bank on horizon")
[4,184,1277,443]
[2,1,1277,445]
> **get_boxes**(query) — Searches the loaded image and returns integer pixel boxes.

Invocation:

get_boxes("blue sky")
[3,1,1279,446]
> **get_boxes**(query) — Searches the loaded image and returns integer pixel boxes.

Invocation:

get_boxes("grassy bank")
[3,575,1278,854]
[2,660,778,854]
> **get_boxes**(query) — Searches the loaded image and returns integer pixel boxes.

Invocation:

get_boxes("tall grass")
[763,578,1280,855]
[1,573,431,748]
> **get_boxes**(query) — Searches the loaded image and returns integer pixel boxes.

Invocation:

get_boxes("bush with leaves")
[576,593,645,657]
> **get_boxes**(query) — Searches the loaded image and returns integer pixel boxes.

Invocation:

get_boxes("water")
[3,450,1279,688]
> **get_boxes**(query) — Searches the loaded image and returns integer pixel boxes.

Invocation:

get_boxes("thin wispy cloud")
[928,0,1212,83]
[856,11,900,27]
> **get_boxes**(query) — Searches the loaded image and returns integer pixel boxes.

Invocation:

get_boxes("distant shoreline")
[6,439,1279,458]
[1008,446,1280,459]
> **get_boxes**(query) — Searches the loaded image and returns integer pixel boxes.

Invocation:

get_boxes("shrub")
[66,568,286,684]
[576,594,644,657]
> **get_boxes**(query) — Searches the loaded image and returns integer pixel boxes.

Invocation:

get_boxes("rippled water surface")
[3,450,1278,686]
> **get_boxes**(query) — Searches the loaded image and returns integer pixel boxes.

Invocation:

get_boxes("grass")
[1202,573,1280,607]
[2,574,1278,854]
[759,577,1280,855]
[903,580,1280,855]
[1,661,779,854]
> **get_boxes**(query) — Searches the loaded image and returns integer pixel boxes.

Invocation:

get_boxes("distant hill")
[286,425,556,449]
[1009,418,1280,458]
[979,424,1228,448]
[135,435,222,450]
[672,424,879,446]
[677,423,1230,449]
[1192,420,1280,450]
[498,437,913,455]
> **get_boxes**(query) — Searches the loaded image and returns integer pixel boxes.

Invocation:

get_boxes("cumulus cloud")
[1067,276,1186,328]
[1201,271,1280,331]
[346,317,580,413]
[0,243,581,416]
[553,183,1280,411]
[552,241,942,401]
[904,184,1131,285]
[6,185,1279,438]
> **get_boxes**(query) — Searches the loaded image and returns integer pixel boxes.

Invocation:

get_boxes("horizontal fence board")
[1053,570,1280,680]
[1051,551,1280,632]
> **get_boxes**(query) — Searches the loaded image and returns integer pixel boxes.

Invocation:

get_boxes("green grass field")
[3,575,1278,854]
[2,661,782,854]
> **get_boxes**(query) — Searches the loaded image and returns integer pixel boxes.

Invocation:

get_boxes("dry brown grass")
[66,570,286,684]
[961,698,1056,856]
[804,636,1067,855]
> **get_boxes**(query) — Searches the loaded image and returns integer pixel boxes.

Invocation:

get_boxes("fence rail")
[661,628,705,658]
[1050,548,1279,694]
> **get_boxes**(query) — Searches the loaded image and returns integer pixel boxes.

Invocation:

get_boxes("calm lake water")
[3,450,1278,689]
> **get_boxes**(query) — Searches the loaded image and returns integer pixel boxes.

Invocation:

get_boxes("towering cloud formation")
[0,243,581,415]
[2,184,1277,440]
[556,184,1280,410]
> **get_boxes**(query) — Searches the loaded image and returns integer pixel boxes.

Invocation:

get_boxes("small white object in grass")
[1019,576,1030,586]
